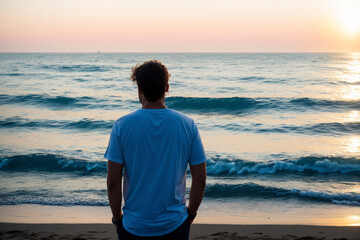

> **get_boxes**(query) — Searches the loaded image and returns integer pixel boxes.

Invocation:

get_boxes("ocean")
[0,53,359,225]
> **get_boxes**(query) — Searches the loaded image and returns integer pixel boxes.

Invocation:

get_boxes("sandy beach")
[0,223,359,240]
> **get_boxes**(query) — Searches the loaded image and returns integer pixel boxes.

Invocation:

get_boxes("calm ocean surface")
[0,53,359,219]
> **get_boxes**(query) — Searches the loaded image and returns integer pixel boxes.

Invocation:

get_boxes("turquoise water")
[0,53,359,214]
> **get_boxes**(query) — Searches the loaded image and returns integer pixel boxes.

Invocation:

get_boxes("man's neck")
[141,98,167,109]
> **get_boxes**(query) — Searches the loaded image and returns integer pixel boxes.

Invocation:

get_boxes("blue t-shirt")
[104,108,206,236]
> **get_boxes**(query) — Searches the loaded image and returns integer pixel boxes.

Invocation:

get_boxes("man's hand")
[112,214,123,229]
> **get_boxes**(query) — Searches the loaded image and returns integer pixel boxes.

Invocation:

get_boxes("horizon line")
[0,51,359,54]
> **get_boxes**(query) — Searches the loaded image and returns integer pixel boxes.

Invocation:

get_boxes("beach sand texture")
[0,223,359,240]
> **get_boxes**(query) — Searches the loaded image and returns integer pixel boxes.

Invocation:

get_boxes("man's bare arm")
[107,160,123,222]
[188,162,206,223]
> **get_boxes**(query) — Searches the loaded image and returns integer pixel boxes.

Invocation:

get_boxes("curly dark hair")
[130,60,170,102]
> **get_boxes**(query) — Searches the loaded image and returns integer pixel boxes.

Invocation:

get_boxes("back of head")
[130,60,170,102]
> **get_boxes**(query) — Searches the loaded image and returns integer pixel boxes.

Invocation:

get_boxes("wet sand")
[0,223,359,240]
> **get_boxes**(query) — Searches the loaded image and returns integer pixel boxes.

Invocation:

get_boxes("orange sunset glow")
[1,1,360,238]
[0,0,359,52]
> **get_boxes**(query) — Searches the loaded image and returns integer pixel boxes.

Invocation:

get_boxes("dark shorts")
[117,216,190,240]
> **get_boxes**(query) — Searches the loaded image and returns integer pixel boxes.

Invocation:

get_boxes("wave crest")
[205,183,360,206]
[1,154,359,177]
[166,97,360,114]
[0,154,106,174]
[206,156,360,175]
[1,94,359,113]
[0,117,113,131]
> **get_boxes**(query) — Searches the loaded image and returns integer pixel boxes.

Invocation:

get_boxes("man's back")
[105,108,206,236]
[106,60,206,239]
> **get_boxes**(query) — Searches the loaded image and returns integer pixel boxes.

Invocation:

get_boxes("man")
[105,60,207,239]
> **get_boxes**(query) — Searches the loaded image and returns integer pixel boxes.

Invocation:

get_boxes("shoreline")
[1,203,359,226]
[0,223,359,240]
[1,204,359,239]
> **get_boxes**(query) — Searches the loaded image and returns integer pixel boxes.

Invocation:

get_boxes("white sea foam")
[206,158,360,175]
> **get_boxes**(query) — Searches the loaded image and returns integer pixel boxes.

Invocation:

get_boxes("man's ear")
[165,83,169,93]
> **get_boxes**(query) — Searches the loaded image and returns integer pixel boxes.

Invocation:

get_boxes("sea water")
[0,53,359,225]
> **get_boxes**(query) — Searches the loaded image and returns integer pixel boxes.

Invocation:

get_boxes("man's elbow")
[190,162,207,189]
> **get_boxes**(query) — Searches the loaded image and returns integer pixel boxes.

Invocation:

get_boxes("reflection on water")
[203,133,360,161]
[340,85,360,100]
[342,57,360,83]
[337,53,360,99]
[345,136,360,153]
[347,215,360,226]
[344,110,359,122]
[337,54,360,156]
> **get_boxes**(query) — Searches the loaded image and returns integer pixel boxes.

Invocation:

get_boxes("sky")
[0,0,359,52]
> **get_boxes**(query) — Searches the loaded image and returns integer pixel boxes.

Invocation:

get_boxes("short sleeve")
[189,121,207,166]
[104,122,124,164]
